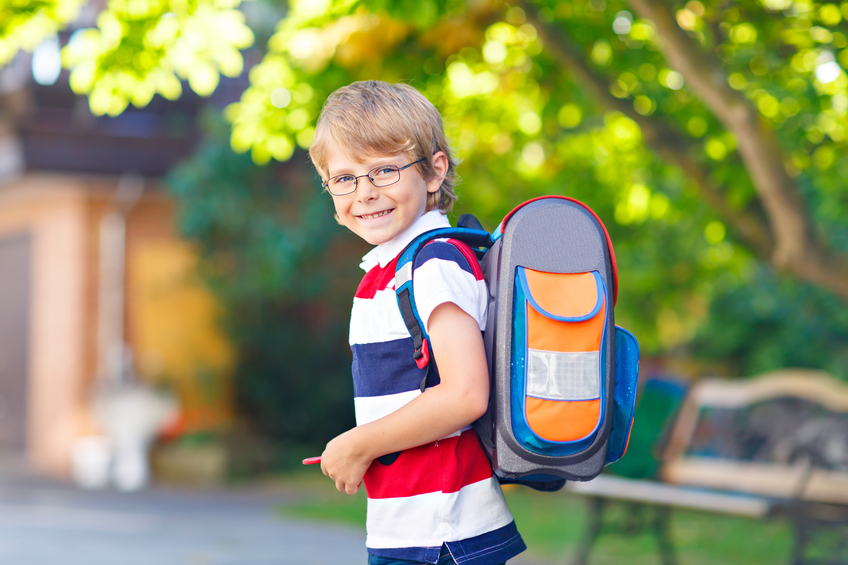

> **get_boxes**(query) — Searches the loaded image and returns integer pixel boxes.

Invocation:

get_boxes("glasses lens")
[328,175,356,195]
[369,165,400,187]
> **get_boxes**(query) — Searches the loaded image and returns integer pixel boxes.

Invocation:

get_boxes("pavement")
[0,459,548,565]
[0,458,365,565]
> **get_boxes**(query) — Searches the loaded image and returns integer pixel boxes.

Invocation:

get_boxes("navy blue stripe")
[352,339,441,397]
[415,241,474,276]
[367,522,525,565]
[447,522,526,565]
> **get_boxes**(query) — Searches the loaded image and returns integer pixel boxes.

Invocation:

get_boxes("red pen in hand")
[302,456,322,465]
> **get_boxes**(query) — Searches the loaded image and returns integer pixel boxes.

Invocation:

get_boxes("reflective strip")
[395,262,413,289]
[527,350,599,401]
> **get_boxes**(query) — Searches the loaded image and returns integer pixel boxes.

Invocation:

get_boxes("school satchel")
[394,196,640,491]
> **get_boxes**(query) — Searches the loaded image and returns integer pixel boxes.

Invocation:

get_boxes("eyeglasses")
[322,157,426,196]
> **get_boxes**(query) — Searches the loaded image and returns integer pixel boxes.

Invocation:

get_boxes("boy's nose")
[356,178,379,200]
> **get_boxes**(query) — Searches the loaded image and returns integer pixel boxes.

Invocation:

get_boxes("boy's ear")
[427,151,449,194]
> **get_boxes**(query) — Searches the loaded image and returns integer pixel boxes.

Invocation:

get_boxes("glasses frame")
[322,157,426,196]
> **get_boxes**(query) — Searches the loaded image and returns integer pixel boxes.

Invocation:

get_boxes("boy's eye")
[373,166,398,177]
[332,175,355,184]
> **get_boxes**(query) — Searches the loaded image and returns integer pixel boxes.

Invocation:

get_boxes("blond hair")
[309,81,458,213]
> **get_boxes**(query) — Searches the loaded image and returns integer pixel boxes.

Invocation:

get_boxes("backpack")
[394,196,640,490]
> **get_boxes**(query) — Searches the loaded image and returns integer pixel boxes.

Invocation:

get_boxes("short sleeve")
[411,240,488,333]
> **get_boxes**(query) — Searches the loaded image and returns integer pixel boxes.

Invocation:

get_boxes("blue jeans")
[367,545,506,565]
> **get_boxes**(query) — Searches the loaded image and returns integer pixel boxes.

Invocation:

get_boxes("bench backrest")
[606,377,687,480]
[661,369,848,504]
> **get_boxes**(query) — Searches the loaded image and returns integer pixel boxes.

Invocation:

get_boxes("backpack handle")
[497,196,619,306]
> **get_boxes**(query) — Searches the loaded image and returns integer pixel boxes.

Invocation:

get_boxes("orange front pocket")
[517,267,607,445]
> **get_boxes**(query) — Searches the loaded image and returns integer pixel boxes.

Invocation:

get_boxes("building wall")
[0,174,91,475]
[0,173,234,477]
[125,193,235,435]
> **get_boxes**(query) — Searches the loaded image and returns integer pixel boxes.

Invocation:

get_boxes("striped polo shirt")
[350,211,526,565]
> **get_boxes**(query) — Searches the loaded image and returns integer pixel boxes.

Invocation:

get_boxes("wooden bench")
[565,369,848,565]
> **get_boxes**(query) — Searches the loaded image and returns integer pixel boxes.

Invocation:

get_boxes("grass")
[501,485,792,564]
[277,470,793,564]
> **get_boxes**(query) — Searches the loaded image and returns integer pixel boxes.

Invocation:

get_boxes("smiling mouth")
[358,209,393,220]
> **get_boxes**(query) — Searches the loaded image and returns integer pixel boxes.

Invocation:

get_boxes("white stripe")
[365,477,513,549]
[413,259,487,332]
[527,350,600,401]
[355,393,470,439]
[437,425,470,440]
[355,390,420,426]
[350,289,410,346]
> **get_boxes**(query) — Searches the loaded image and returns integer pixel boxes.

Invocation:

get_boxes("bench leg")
[652,505,678,565]
[571,496,604,565]
[790,511,807,565]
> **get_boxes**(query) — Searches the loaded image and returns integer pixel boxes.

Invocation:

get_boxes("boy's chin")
[350,223,396,246]
[361,234,391,246]
[345,226,385,246]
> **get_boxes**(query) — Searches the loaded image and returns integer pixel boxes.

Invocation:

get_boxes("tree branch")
[517,2,774,259]
[625,0,848,300]
[515,0,848,301]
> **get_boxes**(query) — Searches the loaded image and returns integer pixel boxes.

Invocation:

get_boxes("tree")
[5,0,847,374]
[224,0,848,298]
[220,0,848,371]
[1,0,85,66]
[2,0,254,114]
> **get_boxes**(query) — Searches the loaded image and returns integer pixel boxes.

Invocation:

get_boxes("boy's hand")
[320,428,371,495]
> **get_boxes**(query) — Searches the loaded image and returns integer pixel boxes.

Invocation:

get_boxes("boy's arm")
[320,301,489,494]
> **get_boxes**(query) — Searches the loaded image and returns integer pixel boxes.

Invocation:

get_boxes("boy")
[309,80,526,565]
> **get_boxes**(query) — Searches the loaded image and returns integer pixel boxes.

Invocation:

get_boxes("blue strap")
[394,227,493,390]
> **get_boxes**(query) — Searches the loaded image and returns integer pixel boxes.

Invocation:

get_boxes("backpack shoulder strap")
[395,227,493,392]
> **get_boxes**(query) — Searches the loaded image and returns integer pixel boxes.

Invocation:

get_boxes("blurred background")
[1,0,847,563]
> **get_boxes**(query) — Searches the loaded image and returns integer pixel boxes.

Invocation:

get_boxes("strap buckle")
[413,338,430,370]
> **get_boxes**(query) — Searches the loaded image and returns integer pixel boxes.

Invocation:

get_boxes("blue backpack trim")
[607,326,640,464]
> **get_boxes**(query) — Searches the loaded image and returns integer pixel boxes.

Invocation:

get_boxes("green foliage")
[224,0,359,163]
[693,265,848,378]
[166,112,365,446]
[61,0,254,116]
[7,0,848,380]
[218,0,848,372]
[0,0,85,65]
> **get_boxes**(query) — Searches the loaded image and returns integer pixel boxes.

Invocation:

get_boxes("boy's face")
[324,148,446,246]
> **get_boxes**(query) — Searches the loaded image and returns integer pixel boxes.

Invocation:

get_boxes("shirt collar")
[359,210,451,271]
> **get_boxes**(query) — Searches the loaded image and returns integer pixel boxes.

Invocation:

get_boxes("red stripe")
[363,430,493,499]
[355,257,398,299]
[446,239,485,281]
[500,196,618,305]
